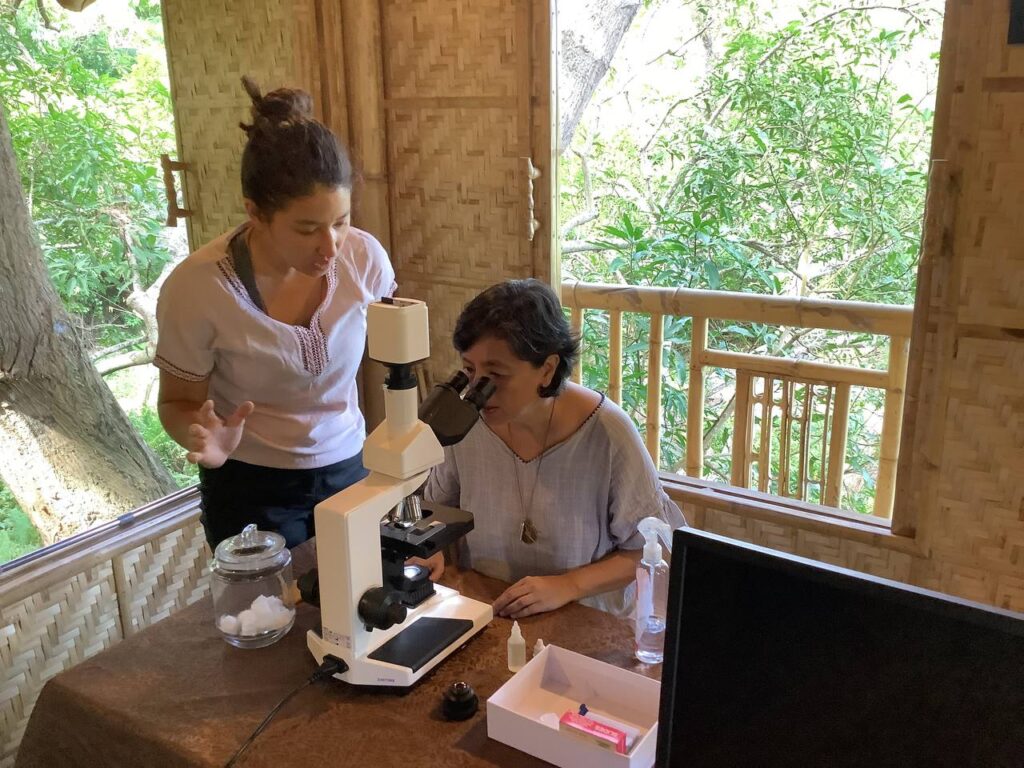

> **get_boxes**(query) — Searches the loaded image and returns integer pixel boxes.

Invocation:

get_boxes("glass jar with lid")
[211,523,296,649]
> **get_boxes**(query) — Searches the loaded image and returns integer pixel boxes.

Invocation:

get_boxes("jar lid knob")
[239,523,258,547]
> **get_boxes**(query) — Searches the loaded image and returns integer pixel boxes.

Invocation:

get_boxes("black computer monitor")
[656,528,1024,767]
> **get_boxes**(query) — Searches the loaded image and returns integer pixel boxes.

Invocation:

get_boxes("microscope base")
[308,584,492,687]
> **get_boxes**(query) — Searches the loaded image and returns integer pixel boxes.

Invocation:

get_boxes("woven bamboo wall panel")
[909,338,1024,607]
[382,0,522,98]
[163,0,319,249]
[956,95,1024,328]
[114,522,212,637]
[0,564,121,767]
[388,108,531,282]
[696,507,913,583]
[396,277,481,382]
[994,571,1024,612]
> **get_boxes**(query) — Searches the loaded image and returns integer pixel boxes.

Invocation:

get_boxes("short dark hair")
[238,76,353,215]
[453,279,580,397]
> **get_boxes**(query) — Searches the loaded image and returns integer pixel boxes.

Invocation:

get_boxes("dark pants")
[199,452,369,550]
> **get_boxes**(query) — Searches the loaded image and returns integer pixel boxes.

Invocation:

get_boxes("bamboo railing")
[0,489,209,767]
[562,281,914,519]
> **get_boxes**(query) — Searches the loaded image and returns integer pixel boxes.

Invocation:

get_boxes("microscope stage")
[368,616,475,672]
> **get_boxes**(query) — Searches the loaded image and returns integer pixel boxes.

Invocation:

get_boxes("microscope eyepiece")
[419,371,494,446]
[464,377,496,410]
[444,370,470,394]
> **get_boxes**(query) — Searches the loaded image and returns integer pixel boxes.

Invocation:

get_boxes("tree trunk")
[0,103,176,545]
[558,0,642,153]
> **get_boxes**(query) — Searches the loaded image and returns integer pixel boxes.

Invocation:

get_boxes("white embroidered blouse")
[154,225,396,469]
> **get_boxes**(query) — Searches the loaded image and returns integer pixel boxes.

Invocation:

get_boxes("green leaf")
[703,260,721,290]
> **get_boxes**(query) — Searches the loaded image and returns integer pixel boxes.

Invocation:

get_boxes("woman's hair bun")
[239,75,314,135]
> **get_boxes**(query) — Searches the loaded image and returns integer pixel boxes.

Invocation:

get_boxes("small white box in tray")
[486,644,660,768]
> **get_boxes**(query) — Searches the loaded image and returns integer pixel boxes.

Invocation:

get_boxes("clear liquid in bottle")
[635,614,666,664]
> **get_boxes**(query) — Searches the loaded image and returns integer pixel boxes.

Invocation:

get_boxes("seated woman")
[420,278,685,619]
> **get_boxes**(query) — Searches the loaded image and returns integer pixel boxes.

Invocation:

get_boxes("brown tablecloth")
[16,544,659,768]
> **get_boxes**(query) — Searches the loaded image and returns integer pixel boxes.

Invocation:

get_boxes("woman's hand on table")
[186,399,255,468]
[492,574,580,619]
[406,552,445,581]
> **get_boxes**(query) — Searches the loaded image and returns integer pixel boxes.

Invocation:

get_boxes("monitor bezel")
[656,527,1024,766]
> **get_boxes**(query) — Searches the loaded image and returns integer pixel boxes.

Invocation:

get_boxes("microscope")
[306,297,496,686]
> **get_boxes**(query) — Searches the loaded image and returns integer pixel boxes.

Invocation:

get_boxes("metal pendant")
[520,518,539,545]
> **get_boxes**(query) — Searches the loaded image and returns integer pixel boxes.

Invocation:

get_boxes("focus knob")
[358,586,407,631]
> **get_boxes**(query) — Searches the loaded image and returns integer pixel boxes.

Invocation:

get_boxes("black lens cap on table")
[442,681,479,721]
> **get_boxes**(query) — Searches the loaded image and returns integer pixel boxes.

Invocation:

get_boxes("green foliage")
[128,406,199,488]
[0,3,175,345]
[562,0,942,514]
[0,485,42,564]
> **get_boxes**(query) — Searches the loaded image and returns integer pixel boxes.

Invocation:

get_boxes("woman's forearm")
[157,400,205,450]
[565,548,643,600]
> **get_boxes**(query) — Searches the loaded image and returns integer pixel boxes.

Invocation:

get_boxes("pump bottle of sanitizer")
[634,517,673,664]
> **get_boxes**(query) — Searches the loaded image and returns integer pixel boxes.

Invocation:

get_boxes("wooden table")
[15,544,658,768]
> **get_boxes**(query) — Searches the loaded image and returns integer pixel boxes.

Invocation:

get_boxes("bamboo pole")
[312,0,350,147]
[686,316,708,477]
[645,313,664,467]
[608,310,623,404]
[528,0,556,286]
[731,371,753,488]
[798,384,812,500]
[874,335,910,519]
[700,348,889,389]
[570,307,583,384]
[778,380,793,497]
[824,383,851,508]
[561,281,913,337]
[818,384,833,502]
[757,376,773,493]
[341,0,390,430]
[341,0,389,244]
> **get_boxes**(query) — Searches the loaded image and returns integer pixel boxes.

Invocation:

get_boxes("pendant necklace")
[513,398,556,545]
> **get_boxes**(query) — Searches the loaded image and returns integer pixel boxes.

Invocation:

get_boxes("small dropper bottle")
[507,621,526,672]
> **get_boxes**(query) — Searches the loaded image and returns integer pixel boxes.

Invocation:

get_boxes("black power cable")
[224,655,348,768]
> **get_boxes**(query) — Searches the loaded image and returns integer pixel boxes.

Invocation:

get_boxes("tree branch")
[737,239,803,282]
[91,336,146,362]
[35,0,53,28]
[562,240,609,254]
[599,21,712,107]
[563,210,600,235]
[96,348,154,376]
[563,148,599,237]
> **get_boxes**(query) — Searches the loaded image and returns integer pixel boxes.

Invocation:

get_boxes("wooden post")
[341,0,391,430]
[645,313,664,467]
[818,384,833,502]
[731,371,753,488]
[797,384,813,500]
[340,0,390,246]
[608,309,623,404]
[757,376,773,493]
[875,335,910,519]
[824,383,851,508]
[570,307,584,384]
[778,380,793,497]
[686,316,707,477]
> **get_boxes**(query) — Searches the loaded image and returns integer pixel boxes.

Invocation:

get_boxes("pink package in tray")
[558,710,628,754]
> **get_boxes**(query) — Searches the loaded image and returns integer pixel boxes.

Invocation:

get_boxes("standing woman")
[155,77,395,549]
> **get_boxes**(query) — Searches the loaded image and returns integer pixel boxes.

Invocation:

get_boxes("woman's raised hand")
[185,399,255,468]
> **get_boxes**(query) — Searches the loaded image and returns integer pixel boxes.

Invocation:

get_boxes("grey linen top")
[424,395,686,617]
